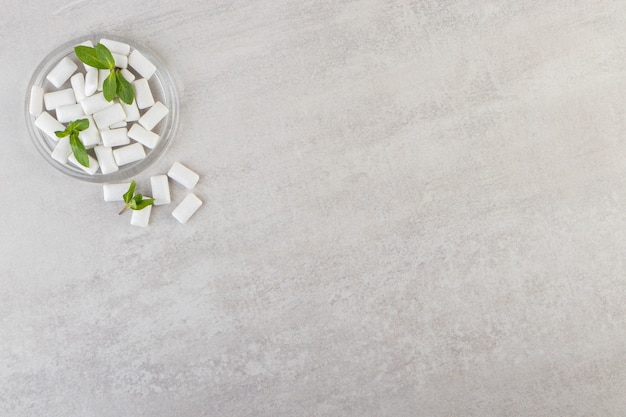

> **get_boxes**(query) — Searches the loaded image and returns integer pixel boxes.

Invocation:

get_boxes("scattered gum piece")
[103,182,131,202]
[172,193,202,224]
[131,204,152,227]
[167,162,199,189]
[150,174,171,205]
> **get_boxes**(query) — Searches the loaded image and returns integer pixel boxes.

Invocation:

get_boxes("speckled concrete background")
[1,1,625,416]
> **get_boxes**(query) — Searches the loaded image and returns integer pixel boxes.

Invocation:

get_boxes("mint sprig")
[119,180,154,215]
[74,43,134,104]
[55,118,90,167]
[74,45,110,69]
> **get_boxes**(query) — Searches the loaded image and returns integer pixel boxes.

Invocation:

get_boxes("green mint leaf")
[123,180,136,204]
[69,133,89,167]
[133,198,154,210]
[119,180,154,214]
[55,130,69,138]
[115,71,134,105]
[103,71,117,102]
[72,118,90,132]
[95,43,115,69]
[74,46,109,69]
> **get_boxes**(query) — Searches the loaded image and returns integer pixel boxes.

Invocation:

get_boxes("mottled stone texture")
[1,1,626,416]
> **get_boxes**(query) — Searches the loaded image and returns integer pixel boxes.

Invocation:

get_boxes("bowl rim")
[25,33,179,184]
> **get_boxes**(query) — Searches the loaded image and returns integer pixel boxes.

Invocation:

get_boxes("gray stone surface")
[1,1,625,416]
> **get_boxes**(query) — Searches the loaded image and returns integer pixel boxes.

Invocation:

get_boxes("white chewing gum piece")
[128,50,156,79]
[109,121,127,129]
[34,111,65,141]
[97,69,108,91]
[133,78,154,109]
[84,68,98,96]
[46,57,77,88]
[150,175,171,205]
[101,128,130,147]
[128,124,160,149]
[131,204,152,227]
[70,73,86,102]
[80,92,113,115]
[51,137,72,164]
[55,103,85,123]
[120,68,135,83]
[113,143,145,166]
[93,103,126,129]
[100,38,130,55]
[103,182,131,202]
[70,73,87,102]
[172,193,202,224]
[94,145,119,174]
[120,99,140,122]
[68,153,99,175]
[112,53,128,68]
[138,101,169,131]
[167,162,199,189]
[78,115,101,148]
[29,85,44,116]
[44,89,76,111]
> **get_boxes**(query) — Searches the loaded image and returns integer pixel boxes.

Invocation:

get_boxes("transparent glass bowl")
[25,34,179,183]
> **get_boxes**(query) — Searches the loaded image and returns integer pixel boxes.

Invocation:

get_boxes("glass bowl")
[24,34,179,183]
